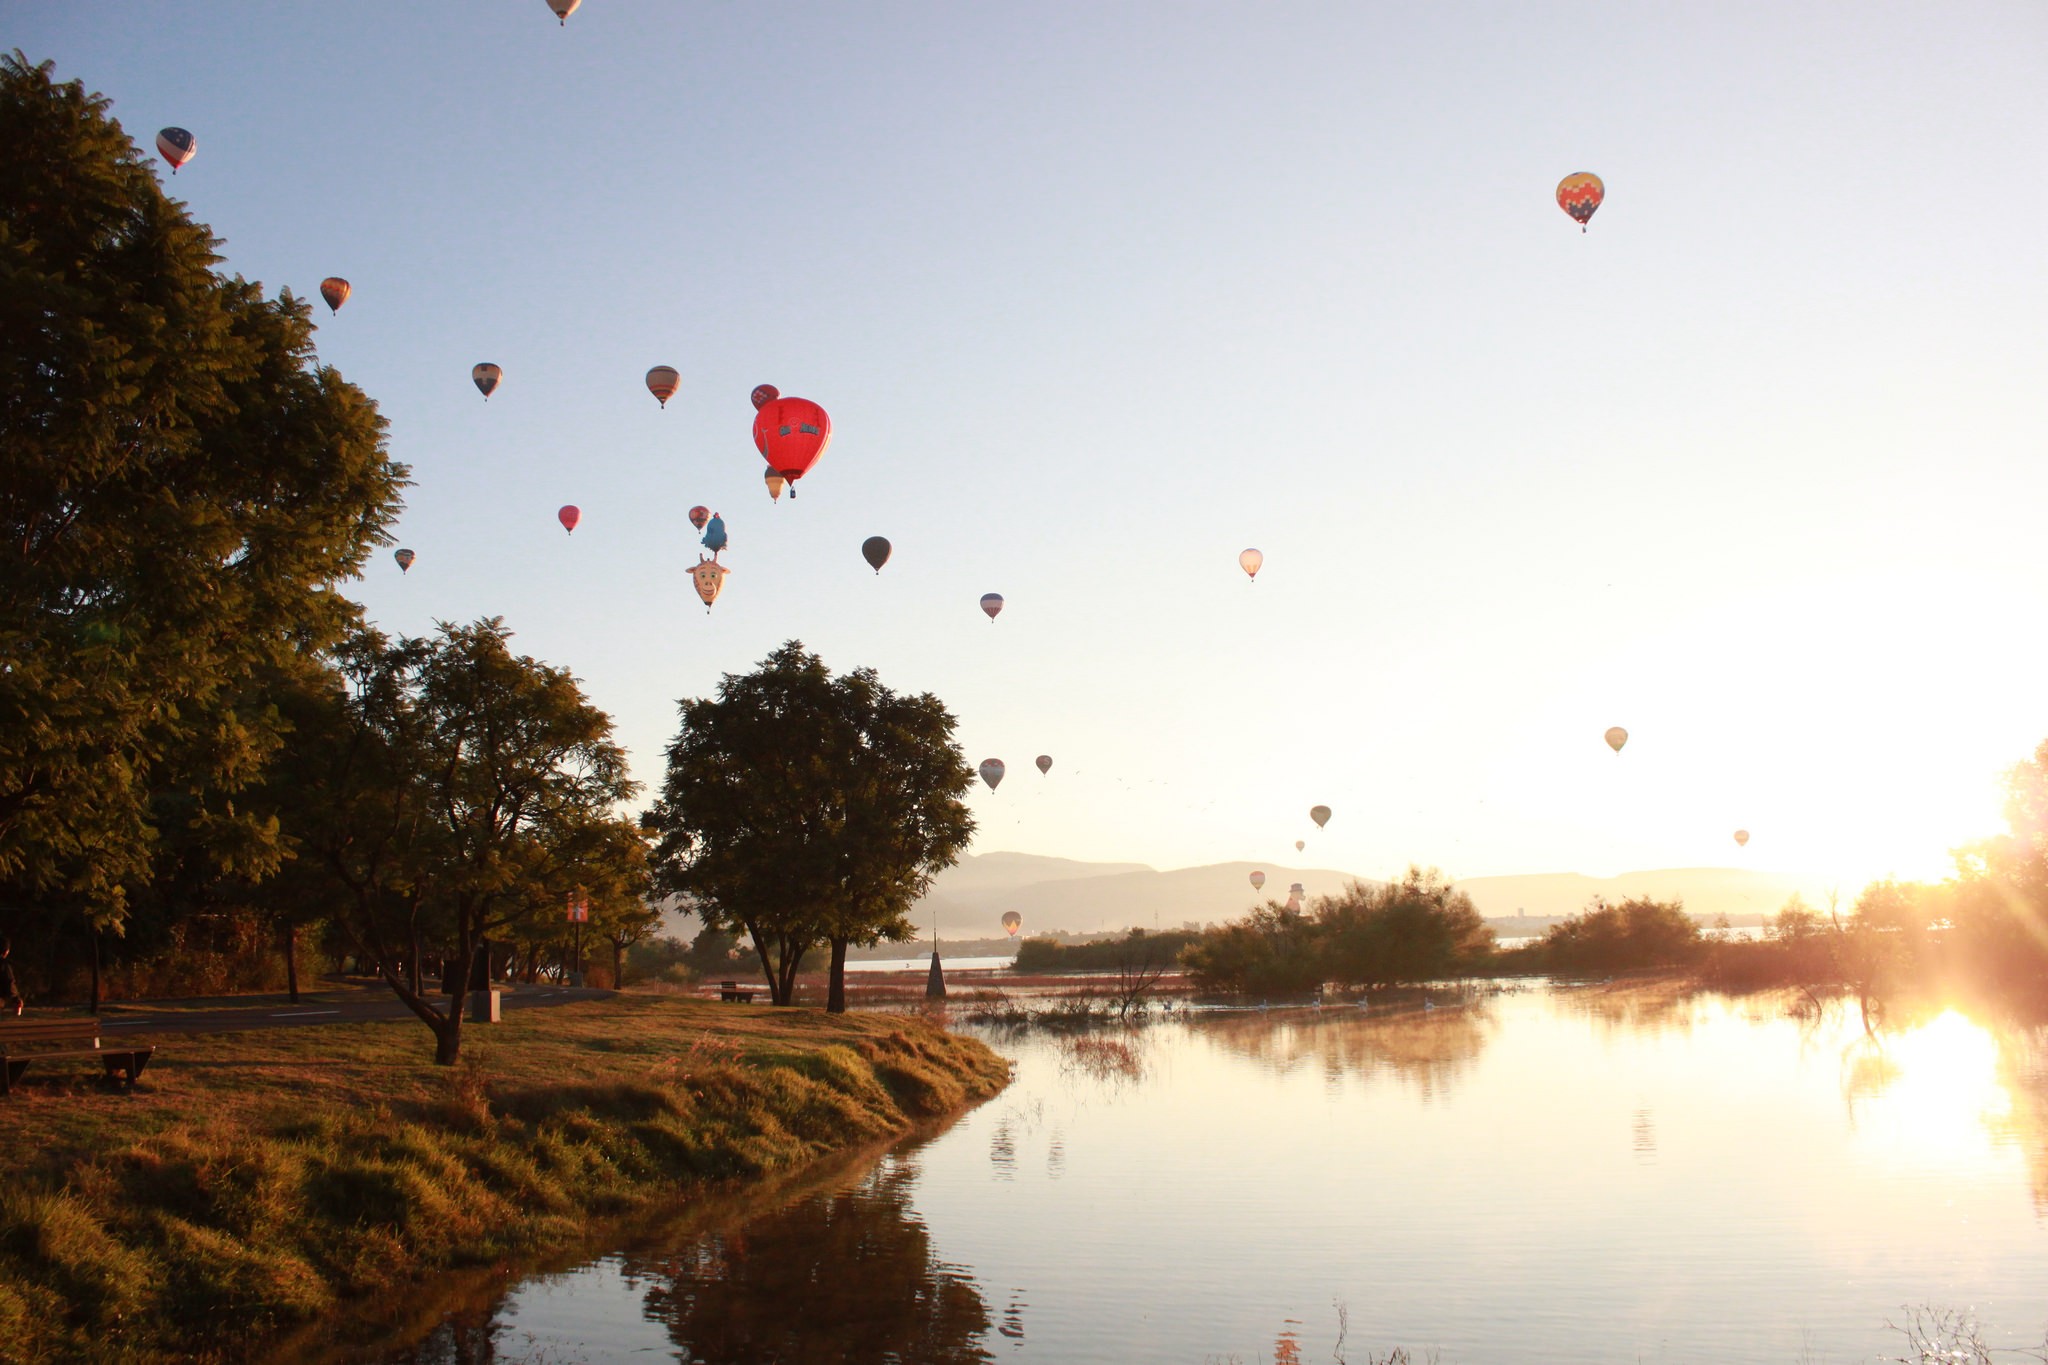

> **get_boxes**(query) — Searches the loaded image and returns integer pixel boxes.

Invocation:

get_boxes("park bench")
[717,980,755,1003]
[1,1018,155,1097]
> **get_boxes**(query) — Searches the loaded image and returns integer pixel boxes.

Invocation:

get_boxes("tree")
[0,57,407,956]
[1539,895,1700,974]
[283,621,640,1063]
[1179,902,1324,997]
[644,642,975,1009]
[1314,869,1494,990]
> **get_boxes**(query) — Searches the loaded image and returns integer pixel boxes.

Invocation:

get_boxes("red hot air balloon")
[1556,172,1605,232]
[319,278,351,313]
[156,127,196,173]
[754,397,831,496]
[688,506,710,532]
[751,384,780,410]
[558,505,581,534]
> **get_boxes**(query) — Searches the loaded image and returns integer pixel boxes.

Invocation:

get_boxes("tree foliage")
[645,642,975,1009]
[0,55,407,942]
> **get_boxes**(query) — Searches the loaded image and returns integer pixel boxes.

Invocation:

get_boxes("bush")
[1537,897,1700,975]
[1314,870,1493,989]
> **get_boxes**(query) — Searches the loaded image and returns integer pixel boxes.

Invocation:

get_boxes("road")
[88,983,616,1036]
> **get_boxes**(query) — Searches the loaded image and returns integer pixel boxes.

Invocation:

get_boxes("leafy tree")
[0,56,406,954]
[1768,893,1826,942]
[282,621,639,1063]
[1315,868,1494,989]
[1539,895,1700,973]
[1179,902,1324,997]
[645,642,975,1009]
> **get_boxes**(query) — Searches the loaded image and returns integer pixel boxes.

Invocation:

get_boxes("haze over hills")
[909,853,1835,939]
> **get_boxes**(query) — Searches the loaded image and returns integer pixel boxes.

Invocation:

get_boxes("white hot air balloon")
[1239,548,1263,580]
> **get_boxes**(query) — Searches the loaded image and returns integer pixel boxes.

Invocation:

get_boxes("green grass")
[0,997,1010,1364]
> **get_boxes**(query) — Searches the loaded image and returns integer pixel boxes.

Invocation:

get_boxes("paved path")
[86,983,615,1036]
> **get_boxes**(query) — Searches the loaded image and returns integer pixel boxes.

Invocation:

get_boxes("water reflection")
[626,1155,993,1364]
[1194,1001,1496,1100]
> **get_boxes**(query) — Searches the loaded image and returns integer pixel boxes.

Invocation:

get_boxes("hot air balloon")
[319,278,351,313]
[1240,548,1263,580]
[1001,911,1023,937]
[1556,172,1604,232]
[1310,805,1331,829]
[726,947,740,961]
[763,468,785,502]
[1605,726,1628,753]
[1295,840,1304,852]
[558,505,581,534]
[472,363,502,400]
[701,513,727,556]
[688,506,710,532]
[646,366,681,408]
[1733,829,1750,848]
[751,384,779,410]
[861,536,891,573]
[156,127,195,173]
[980,593,1004,622]
[753,397,831,494]
[1250,871,1267,891]
[690,555,728,610]
[394,548,416,573]
[979,759,1006,790]
[546,0,580,24]
[1035,755,1052,775]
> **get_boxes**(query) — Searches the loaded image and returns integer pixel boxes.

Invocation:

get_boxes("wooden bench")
[717,980,755,1003]
[1,1018,155,1097]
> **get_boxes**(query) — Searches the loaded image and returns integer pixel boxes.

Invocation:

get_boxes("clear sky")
[18,2,2048,892]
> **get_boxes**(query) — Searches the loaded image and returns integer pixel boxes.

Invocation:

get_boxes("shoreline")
[0,996,1011,1364]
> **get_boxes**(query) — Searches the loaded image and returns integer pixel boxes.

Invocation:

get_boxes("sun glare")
[1851,1011,2012,1172]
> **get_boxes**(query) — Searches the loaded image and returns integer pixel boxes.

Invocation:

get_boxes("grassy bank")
[0,996,1010,1364]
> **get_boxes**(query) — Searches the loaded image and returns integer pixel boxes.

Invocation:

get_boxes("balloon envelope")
[546,0,580,22]
[688,506,710,532]
[1001,911,1023,937]
[394,548,415,573]
[763,468,785,501]
[1310,805,1331,829]
[861,536,891,573]
[1557,172,1605,229]
[701,514,727,554]
[472,363,501,399]
[980,593,1004,621]
[319,278,351,313]
[1295,840,1304,852]
[155,127,195,171]
[691,556,728,609]
[1605,726,1628,753]
[1733,829,1750,847]
[1239,548,1263,579]
[751,384,780,410]
[979,758,1006,790]
[1250,871,1267,890]
[646,366,681,407]
[1035,755,1052,775]
[558,505,580,534]
[753,397,831,484]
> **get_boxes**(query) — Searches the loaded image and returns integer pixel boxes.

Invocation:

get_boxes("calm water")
[340,984,2048,1364]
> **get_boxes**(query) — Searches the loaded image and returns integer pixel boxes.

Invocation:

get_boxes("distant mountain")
[1451,868,1833,923]
[911,853,1833,939]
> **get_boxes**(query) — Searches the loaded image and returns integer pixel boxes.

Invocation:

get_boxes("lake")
[334,982,2048,1363]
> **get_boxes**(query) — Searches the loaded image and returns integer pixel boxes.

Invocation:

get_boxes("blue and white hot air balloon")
[702,513,728,557]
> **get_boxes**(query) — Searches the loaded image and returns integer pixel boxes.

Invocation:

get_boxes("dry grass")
[0,997,1010,1364]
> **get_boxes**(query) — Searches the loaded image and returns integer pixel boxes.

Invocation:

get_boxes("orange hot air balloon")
[1605,726,1628,753]
[1239,548,1263,580]
[688,506,710,532]
[319,278,351,313]
[546,0,580,23]
[1001,911,1022,937]
[558,505,581,534]
[394,548,415,573]
[691,555,729,611]
[646,366,681,408]
[754,397,831,494]
[763,468,786,502]
[1733,829,1750,848]
[472,363,502,399]
[751,384,780,410]
[1557,172,1605,231]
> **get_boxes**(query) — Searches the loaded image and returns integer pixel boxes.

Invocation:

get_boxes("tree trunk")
[434,1009,462,1065]
[407,928,423,996]
[612,938,625,989]
[284,923,301,1004]
[523,943,541,984]
[827,937,849,1013]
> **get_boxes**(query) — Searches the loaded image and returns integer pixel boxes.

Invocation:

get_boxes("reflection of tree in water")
[626,1155,994,1364]
[1199,1006,1496,1101]
[1986,1023,2048,1213]
[1553,979,1701,1038]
